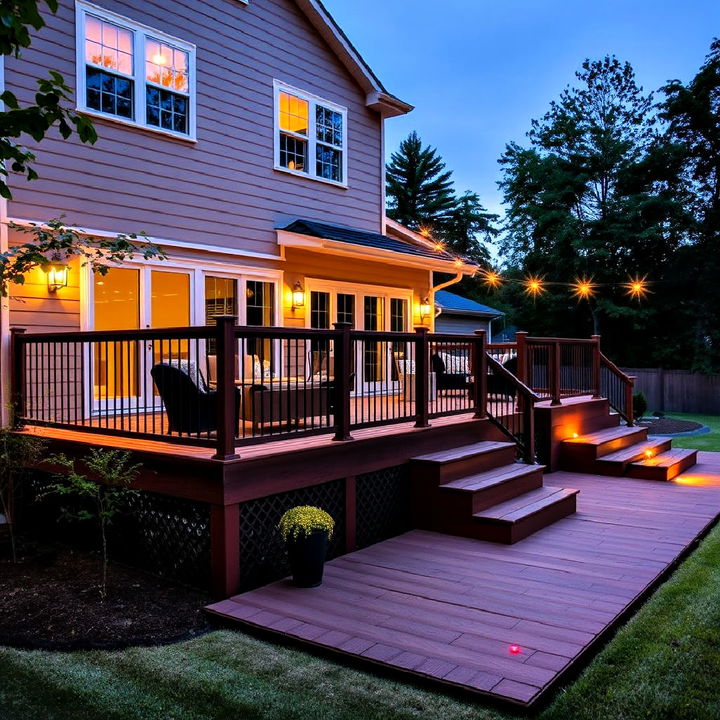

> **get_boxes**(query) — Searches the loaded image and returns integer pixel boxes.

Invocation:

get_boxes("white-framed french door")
[305,278,413,395]
[83,259,282,417]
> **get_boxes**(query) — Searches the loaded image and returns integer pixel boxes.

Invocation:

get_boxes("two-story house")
[3,0,474,374]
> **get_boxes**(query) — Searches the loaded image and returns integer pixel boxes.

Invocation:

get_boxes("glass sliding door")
[93,268,140,403]
[362,295,385,389]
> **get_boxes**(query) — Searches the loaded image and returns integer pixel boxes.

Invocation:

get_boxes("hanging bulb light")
[571,276,597,301]
[624,274,650,300]
[482,269,503,288]
[523,275,546,298]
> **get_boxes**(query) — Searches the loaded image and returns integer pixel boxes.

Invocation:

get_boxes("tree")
[498,56,688,360]
[0,1,97,199]
[386,131,457,231]
[660,38,720,371]
[1,218,166,297]
[44,449,140,600]
[437,191,497,265]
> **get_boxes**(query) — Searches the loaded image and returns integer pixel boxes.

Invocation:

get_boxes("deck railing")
[600,352,635,426]
[10,320,486,459]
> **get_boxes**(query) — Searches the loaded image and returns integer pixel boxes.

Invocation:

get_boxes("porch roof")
[277,219,477,273]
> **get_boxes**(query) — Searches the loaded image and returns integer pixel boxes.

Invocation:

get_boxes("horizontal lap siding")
[6,0,384,249]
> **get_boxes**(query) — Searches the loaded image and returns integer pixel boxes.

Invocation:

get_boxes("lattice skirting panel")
[355,465,412,549]
[23,473,211,589]
[238,479,346,592]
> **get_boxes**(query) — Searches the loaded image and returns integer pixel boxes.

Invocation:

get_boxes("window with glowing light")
[76,2,195,138]
[275,82,347,185]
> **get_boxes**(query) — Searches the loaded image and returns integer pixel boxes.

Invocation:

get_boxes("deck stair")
[560,424,698,481]
[410,441,578,544]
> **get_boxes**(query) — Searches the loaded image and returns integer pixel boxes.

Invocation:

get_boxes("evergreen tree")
[438,191,497,264]
[498,56,688,359]
[386,131,457,230]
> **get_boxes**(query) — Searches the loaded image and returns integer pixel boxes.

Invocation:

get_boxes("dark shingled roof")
[281,218,465,263]
[435,290,504,317]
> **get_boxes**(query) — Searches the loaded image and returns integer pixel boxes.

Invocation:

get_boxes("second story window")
[274,82,347,186]
[77,1,196,139]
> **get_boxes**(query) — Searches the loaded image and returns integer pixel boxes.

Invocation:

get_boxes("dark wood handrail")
[600,352,635,426]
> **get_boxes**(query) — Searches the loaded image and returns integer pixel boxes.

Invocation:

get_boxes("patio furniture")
[487,355,519,401]
[431,351,472,395]
[151,361,239,435]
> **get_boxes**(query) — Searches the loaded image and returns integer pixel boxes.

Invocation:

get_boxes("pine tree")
[386,131,457,230]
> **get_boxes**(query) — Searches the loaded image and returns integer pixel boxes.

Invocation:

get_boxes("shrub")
[633,391,648,420]
[278,506,334,542]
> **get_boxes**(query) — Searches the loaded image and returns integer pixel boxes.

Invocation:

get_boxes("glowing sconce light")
[624,275,650,301]
[46,263,69,293]
[523,275,546,298]
[420,296,432,324]
[291,281,305,310]
[571,276,597,301]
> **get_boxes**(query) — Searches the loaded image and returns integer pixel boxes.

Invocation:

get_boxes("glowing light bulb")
[572,276,597,301]
[434,242,445,252]
[509,644,522,655]
[624,274,650,300]
[524,275,546,298]
[152,53,168,65]
[484,270,502,288]
[572,432,579,439]
[644,449,654,459]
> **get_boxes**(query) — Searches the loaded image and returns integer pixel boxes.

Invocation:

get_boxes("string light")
[419,226,432,238]
[483,269,503,288]
[624,274,650,301]
[523,275,546,298]
[433,241,445,252]
[571,276,597,301]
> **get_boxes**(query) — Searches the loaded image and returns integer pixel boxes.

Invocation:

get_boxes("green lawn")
[663,412,720,453]
[2,523,720,720]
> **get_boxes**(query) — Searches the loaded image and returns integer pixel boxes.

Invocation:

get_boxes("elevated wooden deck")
[207,453,720,708]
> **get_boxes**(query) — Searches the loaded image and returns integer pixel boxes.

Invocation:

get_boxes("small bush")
[633,391,648,420]
[278,506,334,542]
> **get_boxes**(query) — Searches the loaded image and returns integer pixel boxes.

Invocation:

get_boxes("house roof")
[277,219,477,273]
[293,0,413,117]
[435,290,504,318]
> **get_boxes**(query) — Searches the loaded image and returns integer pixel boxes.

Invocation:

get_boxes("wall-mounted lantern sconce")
[420,296,432,324]
[46,263,69,293]
[291,281,305,310]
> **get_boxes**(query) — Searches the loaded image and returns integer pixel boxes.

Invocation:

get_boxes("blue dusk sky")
[325,0,720,217]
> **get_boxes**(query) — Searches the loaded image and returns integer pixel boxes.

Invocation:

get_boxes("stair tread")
[629,448,697,468]
[474,486,578,522]
[412,441,515,464]
[564,425,645,446]
[599,440,672,463]
[441,463,544,493]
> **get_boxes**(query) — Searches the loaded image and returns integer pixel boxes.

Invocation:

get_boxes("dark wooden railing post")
[332,322,353,441]
[550,340,561,405]
[515,331,528,386]
[591,334,601,398]
[9,327,26,428]
[523,392,536,464]
[473,329,487,419]
[626,374,635,427]
[414,327,430,428]
[213,316,238,461]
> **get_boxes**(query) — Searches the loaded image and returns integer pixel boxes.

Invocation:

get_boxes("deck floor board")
[207,459,720,707]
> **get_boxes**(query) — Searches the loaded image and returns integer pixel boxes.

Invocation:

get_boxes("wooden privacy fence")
[623,367,720,415]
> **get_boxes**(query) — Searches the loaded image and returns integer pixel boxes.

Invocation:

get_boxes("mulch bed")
[638,416,704,434]
[0,537,212,651]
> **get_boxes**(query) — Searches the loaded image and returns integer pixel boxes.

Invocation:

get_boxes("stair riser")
[592,439,674,476]
[628,451,698,482]
[412,445,518,486]
[561,428,648,465]
[438,492,577,544]
[437,469,544,518]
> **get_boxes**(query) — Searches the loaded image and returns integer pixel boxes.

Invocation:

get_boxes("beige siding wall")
[282,248,431,328]
[5,0,384,252]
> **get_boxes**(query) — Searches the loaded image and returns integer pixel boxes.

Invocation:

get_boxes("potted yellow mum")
[278,506,335,587]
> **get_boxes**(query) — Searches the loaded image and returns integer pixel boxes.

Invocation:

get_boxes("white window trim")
[273,80,348,189]
[304,277,412,331]
[75,0,197,141]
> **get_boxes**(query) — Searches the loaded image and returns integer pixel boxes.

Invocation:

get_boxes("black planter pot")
[286,529,329,587]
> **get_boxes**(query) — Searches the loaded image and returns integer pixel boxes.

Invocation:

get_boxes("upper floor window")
[76,1,196,139]
[274,81,347,186]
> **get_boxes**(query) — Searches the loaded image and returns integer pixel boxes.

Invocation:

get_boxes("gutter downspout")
[429,272,464,327]
[0,55,10,427]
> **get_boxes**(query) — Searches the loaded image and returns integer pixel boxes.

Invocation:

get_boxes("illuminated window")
[77,1,195,138]
[274,82,347,185]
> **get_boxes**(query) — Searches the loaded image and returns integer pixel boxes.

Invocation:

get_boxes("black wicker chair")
[151,362,239,435]
[487,355,519,400]
[431,353,472,394]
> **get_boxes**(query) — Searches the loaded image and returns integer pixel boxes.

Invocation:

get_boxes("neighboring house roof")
[277,219,476,273]
[293,0,413,117]
[435,290,504,318]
